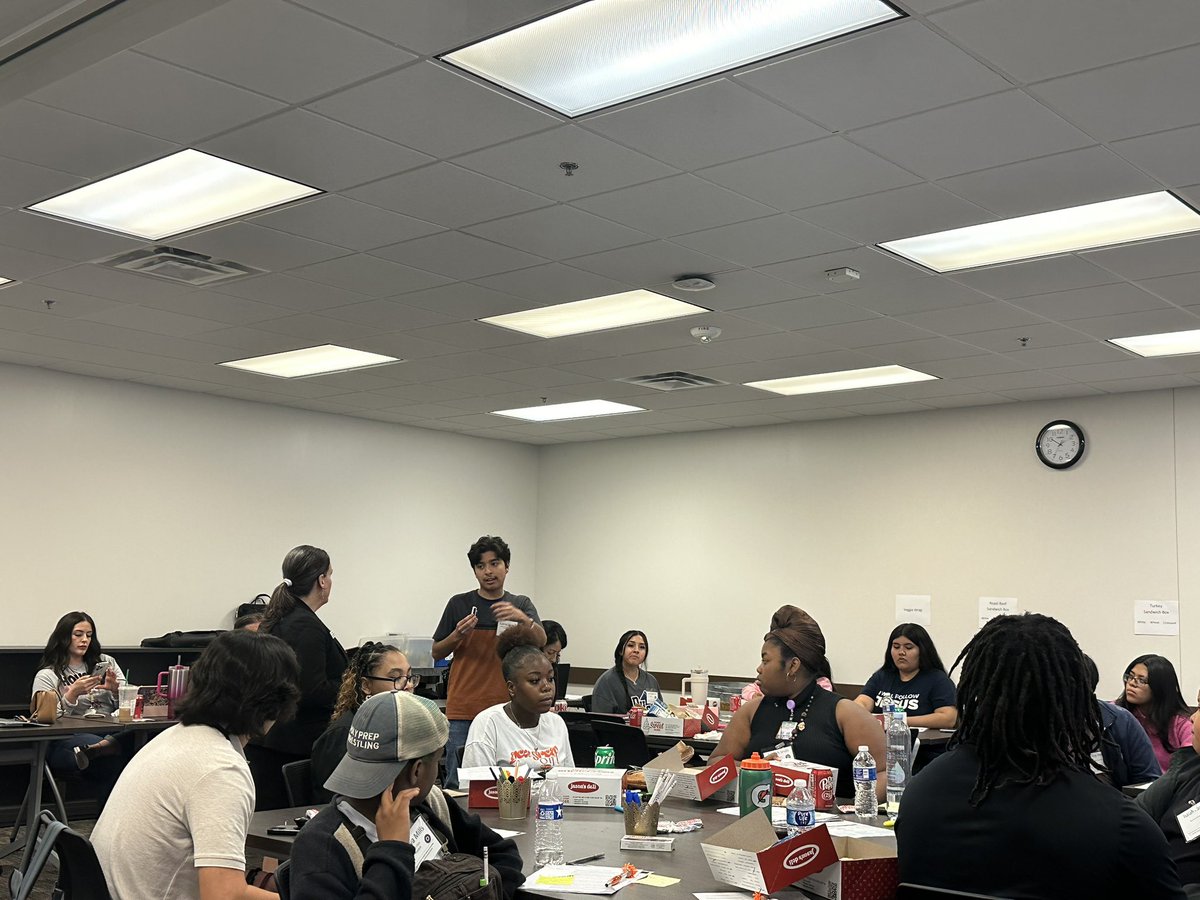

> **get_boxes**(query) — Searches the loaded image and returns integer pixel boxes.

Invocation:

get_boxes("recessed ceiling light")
[28,149,320,241]
[441,0,902,117]
[480,289,708,338]
[879,192,1200,273]
[490,399,645,422]
[219,344,400,379]
[746,364,937,395]
[1109,328,1200,358]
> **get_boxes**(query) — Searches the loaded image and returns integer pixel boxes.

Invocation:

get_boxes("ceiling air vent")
[102,247,265,286]
[620,371,727,392]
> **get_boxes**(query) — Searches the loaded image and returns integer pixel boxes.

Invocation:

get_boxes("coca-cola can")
[810,766,835,810]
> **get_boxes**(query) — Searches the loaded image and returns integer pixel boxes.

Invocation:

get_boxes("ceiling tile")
[937,146,1160,217]
[372,232,546,280]
[930,0,1200,82]
[800,317,932,348]
[584,79,827,170]
[310,63,558,158]
[734,297,878,330]
[81,304,226,336]
[1000,340,1126,367]
[995,384,1105,401]
[1091,374,1200,393]
[287,254,450,298]
[318,298,455,331]
[423,351,530,376]
[137,0,414,104]
[863,336,986,364]
[382,282,535,320]
[899,302,1045,334]
[1008,282,1170,320]
[1083,233,1200,280]
[35,264,198,303]
[0,244,74,281]
[672,215,857,268]
[177,223,347,272]
[454,125,678,201]
[950,369,1075,391]
[1031,44,1200,142]
[0,155,83,209]
[0,101,173,179]
[347,163,552,228]
[251,313,385,345]
[253,195,443,251]
[0,211,142,262]
[851,92,1093,180]
[958,322,1094,353]
[155,290,293,327]
[474,263,631,305]
[574,174,775,237]
[1111,125,1200,188]
[409,320,542,351]
[0,283,126,318]
[699,137,921,210]
[799,183,993,244]
[1139,272,1200,308]
[347,333,461,362]
[736,20,1009,131]
[567,241,736,285]
[949,255,1120,299]
[467,205,648,259]
[759,247,930,298]
[913,353,1029,379]
[652,269,811,312]
[32,50,284,143]
[202,110,433,192]
[1049,359,1176,382]
[717,331,836,361]
[211,273,368,312]
[498,366,598,388]
[1067,307,1200,340]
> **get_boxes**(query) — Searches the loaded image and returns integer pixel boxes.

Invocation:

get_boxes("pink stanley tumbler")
[155,663,191,718]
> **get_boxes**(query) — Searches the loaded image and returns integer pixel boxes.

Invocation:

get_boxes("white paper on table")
[978,596,1017,627]
[825,820,895,839]
[895,594,931,626]
[1134,600,1179,636]
[693,894,759,900]
[715,807,835,826]
[492,828,523,838]
[456,766,542,784]
[526,865,649,895]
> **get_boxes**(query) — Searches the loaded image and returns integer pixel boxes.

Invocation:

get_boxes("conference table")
[0,715,175,876]
[248,793,897,899]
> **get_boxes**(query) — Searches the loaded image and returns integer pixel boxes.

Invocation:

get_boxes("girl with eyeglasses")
[311,642,419,793]
[1116,654,1193,773]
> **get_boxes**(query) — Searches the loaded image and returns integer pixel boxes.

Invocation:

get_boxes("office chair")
[897,884,1007,899]
[275,859,292,899]
[563,717,599,768]
[51,825,114,900]
[590,719,652,768]
[10,810,67,900]
[281,759,316,807]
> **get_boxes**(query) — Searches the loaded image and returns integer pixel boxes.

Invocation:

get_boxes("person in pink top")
[1116,654,1194,773]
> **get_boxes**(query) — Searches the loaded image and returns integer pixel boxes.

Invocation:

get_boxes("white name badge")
[410,815,445,869]
[776,721,797,742]
[1177,803,1200,843]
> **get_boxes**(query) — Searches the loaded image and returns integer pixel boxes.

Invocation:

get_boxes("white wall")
[536,388,1199,697]
[0,364,540,650]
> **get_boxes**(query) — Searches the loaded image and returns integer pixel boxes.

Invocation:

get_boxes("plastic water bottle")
[852,745,877,820]
[784,781,816,837]
[534,780,565,866]
[886,708,913,812]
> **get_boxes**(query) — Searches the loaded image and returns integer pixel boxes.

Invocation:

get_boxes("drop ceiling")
[1,0,1199,444]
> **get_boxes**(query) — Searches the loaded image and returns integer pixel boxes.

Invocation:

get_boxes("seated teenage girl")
[463,625,574,770]
[712,605,884,800]
[31,612,127,801]
[1116,654,1194,774]
[854,623,957,728]
[590,630,662,714]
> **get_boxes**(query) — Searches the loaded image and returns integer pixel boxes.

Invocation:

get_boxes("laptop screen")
[554,662,571,700]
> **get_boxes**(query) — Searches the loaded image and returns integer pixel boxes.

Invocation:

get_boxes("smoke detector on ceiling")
[102,247,265,286]
[690,325,722,344]
[673,275,715,291]
[825,267,860,284]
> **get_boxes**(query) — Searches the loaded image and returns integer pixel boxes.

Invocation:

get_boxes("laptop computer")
[554,662,571,701]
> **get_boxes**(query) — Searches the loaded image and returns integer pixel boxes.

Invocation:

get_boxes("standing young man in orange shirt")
[433,536,544,788]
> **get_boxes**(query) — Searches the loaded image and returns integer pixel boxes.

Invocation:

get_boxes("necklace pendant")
[796,721,806,732]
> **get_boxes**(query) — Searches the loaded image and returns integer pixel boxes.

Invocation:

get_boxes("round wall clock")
[1035,420,1085,469]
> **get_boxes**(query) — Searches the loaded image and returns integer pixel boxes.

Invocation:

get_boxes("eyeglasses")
[366,673,421,690]
[1123,673,1149,687]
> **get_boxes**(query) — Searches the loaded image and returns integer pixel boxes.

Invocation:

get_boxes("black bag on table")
[237,593,271,618]
[140,630,225,648]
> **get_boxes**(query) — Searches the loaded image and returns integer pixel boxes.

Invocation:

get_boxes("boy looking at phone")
[433,535,543,788]
[289,690,524,899]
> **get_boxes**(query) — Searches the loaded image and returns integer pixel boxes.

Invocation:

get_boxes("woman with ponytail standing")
[247,544,347,809]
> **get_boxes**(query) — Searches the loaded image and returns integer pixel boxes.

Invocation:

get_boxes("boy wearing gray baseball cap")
[289,690,525,899]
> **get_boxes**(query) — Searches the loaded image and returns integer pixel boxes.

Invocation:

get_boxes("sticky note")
[537,875,576,886]
[643,874,681,887]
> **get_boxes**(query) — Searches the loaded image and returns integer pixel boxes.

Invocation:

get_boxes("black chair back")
[276,859,292,899]
[11,810,67,900]
[282,758,316,807]
[897,885,1006,899]
[590,719,652,768]
[52,826,114,900]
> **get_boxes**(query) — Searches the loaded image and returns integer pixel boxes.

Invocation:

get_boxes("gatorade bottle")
[738,752,773,817]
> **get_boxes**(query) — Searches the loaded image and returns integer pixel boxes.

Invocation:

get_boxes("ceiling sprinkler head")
[558,161,579,177]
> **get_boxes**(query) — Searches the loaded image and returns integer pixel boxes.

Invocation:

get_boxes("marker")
[481,846,489,887]
[567,853,605,865]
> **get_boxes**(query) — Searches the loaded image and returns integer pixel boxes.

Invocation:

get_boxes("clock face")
[1036,420,1085,469]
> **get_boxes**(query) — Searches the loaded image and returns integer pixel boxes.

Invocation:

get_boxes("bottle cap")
[741,752,770,770]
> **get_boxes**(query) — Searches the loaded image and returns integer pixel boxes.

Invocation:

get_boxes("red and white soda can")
[810,766,835,810]
[729,695,742,714]
[626,706,644,727]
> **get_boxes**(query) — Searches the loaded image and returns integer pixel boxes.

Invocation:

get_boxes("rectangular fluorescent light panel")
[480,289,708,338]
[746,364,937,396]
[219,345,400,379]
[441,0,902,117]
[1109,328,1200,358]
[880,192,1200,273]
[491,399,645,422]
[28,149,320,240]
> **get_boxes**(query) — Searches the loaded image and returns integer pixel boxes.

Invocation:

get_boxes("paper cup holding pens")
[497,777,532,819]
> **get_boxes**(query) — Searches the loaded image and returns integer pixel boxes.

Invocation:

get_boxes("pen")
[567,853,605,865]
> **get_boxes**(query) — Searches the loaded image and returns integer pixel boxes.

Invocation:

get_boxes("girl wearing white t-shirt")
[463,626,574,770]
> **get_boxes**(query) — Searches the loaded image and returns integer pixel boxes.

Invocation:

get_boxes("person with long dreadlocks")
[896,613,1184,898]
[311,643,420,793]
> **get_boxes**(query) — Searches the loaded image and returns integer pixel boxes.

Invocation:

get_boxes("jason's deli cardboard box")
[544,767,625,808]
[643,745,738,801]
[701,813,898,900]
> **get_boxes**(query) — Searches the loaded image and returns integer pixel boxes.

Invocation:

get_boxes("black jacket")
[261,602,347,756]
[1139,748,1200,897]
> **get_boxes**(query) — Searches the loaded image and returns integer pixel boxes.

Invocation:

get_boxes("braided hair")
[951,612,1101,806]
[330,642,401,723]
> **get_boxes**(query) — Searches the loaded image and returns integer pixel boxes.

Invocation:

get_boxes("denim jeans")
[444,719,471,789]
